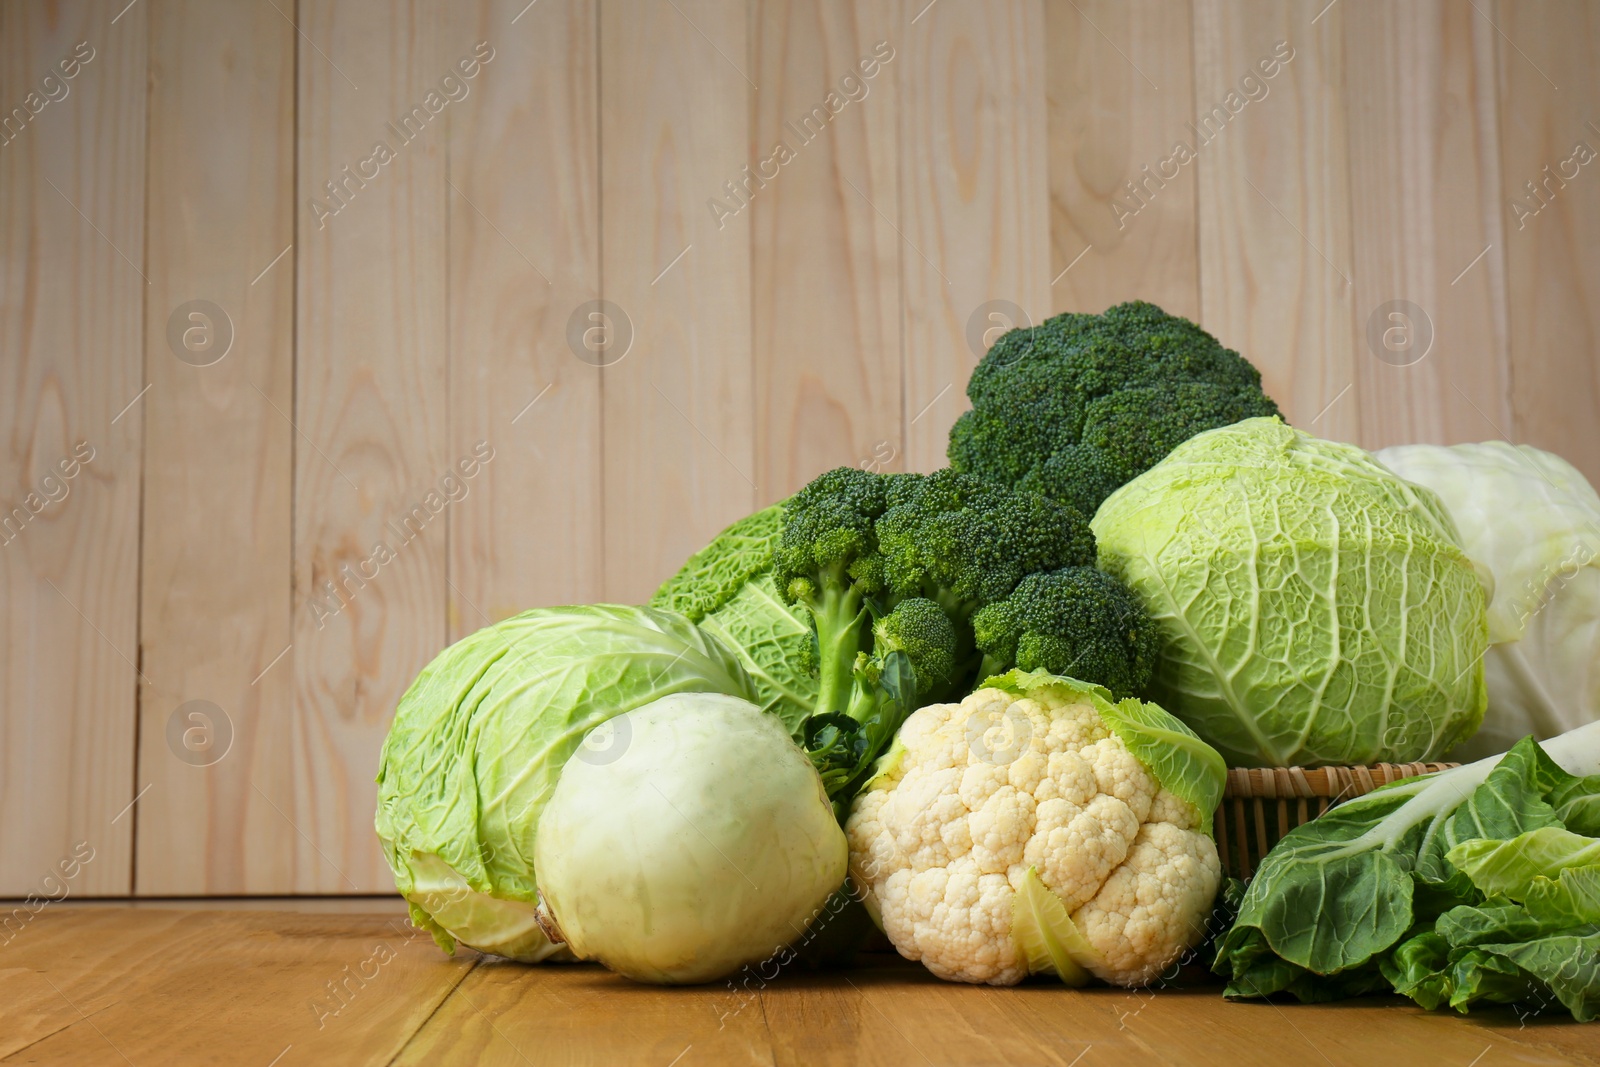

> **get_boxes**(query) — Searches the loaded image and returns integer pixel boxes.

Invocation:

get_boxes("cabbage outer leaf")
[1095,417,1489,767]
[375,605,755,958]
[1377,441,1600,762]
[694,572,816,736]
[651,503,818,735]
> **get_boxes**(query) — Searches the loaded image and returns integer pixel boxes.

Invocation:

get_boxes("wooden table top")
[1,904,1595,1066]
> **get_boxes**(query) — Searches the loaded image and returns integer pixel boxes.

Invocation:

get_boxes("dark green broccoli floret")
[948,301,1281,516]
[971,566,1158,701]
[779,469,985,811]
[779,466,1122,813]
[877,469,1095,619]
[866,597,958,701]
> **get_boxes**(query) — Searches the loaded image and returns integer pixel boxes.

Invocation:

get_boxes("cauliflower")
[846,669,1225,987]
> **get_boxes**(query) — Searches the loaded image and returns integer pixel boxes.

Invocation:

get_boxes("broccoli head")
[867,596,958,701]
[877,468,1095,617]
[779,466,1136,813]
[972,566,1158,700]
[774,467,903,720]
[774,465,900,603]
[780,468,1002,811]
[948,301,1281,516]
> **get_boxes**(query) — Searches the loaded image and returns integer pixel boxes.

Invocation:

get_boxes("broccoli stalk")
[804,597,959,809]
[778,469,1005,808]
[772,468,908,807]
[774,466,896,713]
[797,562,873,725]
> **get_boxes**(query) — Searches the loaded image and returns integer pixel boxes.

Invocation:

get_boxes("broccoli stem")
[975,653,1009,686]
[924,587,973,621]
[843,678,879,724]
[805,570,868,717]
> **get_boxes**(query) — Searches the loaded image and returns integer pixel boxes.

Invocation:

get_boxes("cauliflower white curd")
[846,671,1224,987]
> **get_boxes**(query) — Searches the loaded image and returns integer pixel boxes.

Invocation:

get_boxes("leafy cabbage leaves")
[1215,723,1600,1020]
[651,503,818,736]
[1377,441,1600,761]
[375,605,755,958]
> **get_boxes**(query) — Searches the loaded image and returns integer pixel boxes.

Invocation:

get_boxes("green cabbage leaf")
[651,503,818,736]
[1093,417,1489,767]
[1215,721,1600,1020]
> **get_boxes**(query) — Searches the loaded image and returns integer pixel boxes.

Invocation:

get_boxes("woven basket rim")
[1221,761,1459,800]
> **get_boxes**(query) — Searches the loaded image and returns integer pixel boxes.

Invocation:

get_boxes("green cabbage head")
[375,605,756,959]
[1091,417,1489,767]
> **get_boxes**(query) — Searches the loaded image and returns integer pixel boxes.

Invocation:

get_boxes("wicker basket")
[1213,762,1457,879]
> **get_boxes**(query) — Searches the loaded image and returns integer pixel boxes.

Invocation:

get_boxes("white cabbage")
[1378,442,1600,760]
[534,693,847,984]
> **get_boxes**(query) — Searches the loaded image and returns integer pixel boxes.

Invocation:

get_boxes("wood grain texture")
[137,0,297,895]
[0,1,145,897]
[1046,0,1201,320]
[1342,0,1512,450]
[600,0,756,602]
[391,956,773,1066]
[0,907,476,1065]
[292,0,450,891]
[898,0,1051,472]
[8,908,1598,1066]
[751,0,905,497]
[54,894,408,913]
[1193,0,1358,442]
[1093,983,1589,1066]
[760,967,1123,1065]
[1496,0,1600,484]
[445,0,603,636]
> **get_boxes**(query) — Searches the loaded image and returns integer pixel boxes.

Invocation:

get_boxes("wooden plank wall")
[138,0,295,894]
[1,1,145,897]
[1,0,1596,896]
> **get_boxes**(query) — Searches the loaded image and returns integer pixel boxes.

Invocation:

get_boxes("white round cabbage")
[1378,441,1600,760]
[534,693,847,984]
